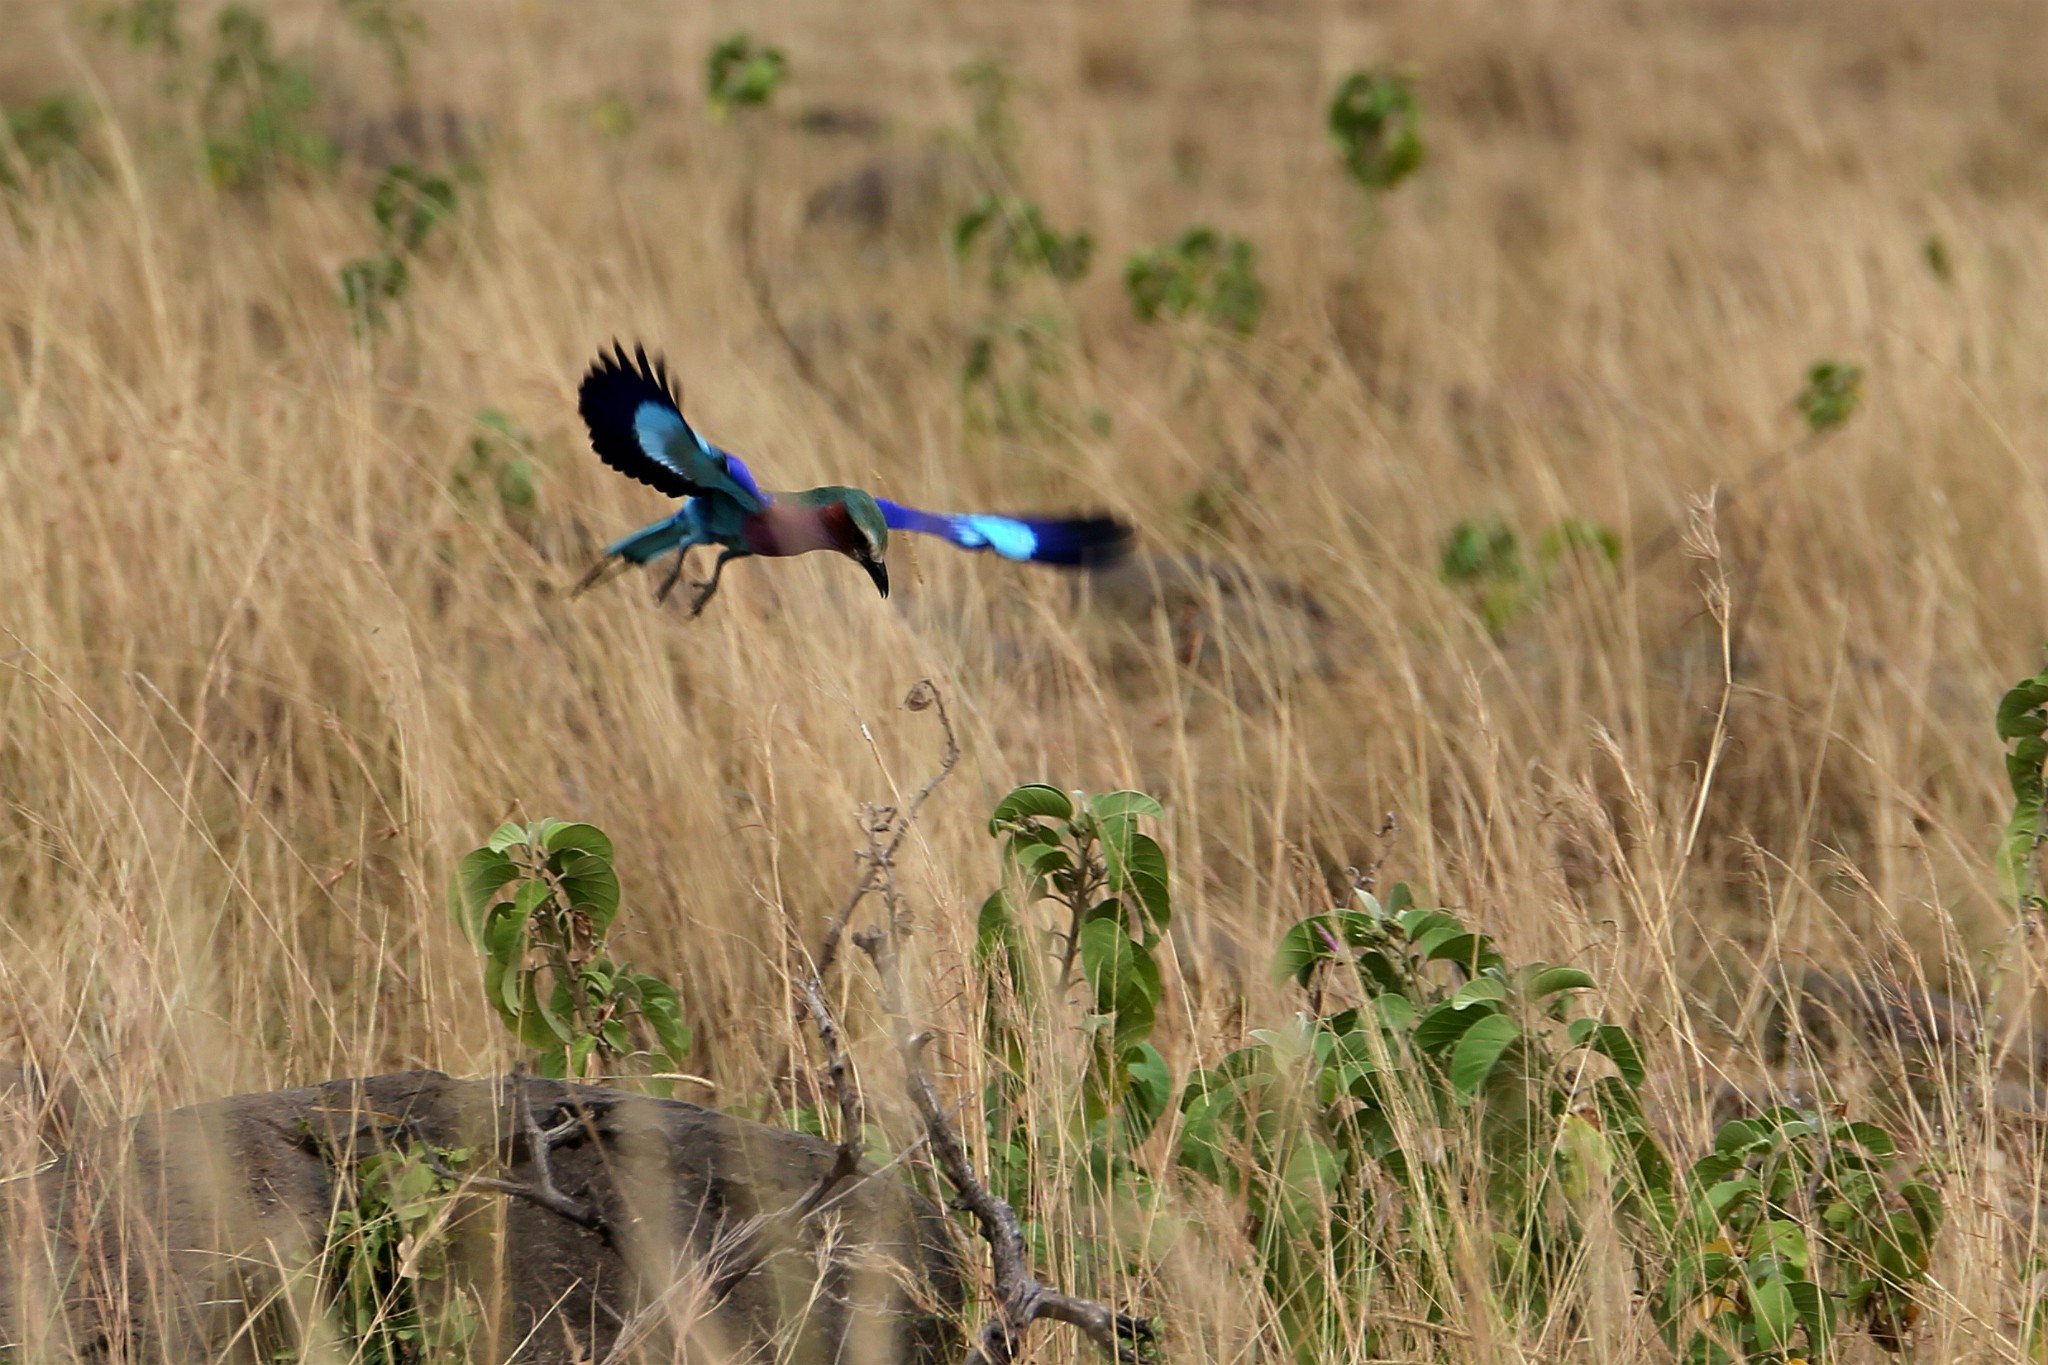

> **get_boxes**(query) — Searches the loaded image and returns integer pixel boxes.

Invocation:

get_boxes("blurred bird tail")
[571,555,631,597]
[571,514,690,596]
[1005,514,1135,567]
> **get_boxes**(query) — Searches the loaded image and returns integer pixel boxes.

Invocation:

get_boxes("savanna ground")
[3,0,2048,1359]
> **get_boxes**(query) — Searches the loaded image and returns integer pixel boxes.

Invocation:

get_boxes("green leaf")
[705,31,787,119]
[1900,1179,1942,1243]
[1451,976,1508,1007]
[1105,830,1171,931]
[1580,1022,1647,1088]
[1413,999,1492,1054]
[1079,918,1136,1007]
[452,849,516,943]
[952,195,997,258]
[569,1033,599,1078]
[513,976,558,1048]
[976,889,1019,961]
[1449,1014,1521,1097]
[1274,913,1371,985]
[511,877,552,926]
[1785,1278,1834,1350]
[487,822,529,854]
[1010,838,1072,884]
[1538,518,1623,571]
[1327,68,1425,192]
[1122,1042,1172,1141]
[1747,1275,1800,1354]
[1375,992,1415,1031]
[989,784,1074,832]
[1995,675,2048,741]
[1419,929,1490,970]
[1526,965,1598,998]
[1089,790,1164,823]
[540,821,615,862]
[1838,1120,1896,1157]
[532,976,573,1043]
[1998,794,2045,903]
[555,852,622,933]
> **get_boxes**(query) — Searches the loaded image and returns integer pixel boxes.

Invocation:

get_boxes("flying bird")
[572,342,1133,615]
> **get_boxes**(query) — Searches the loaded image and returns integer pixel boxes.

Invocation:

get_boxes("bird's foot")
[686,581,720,617]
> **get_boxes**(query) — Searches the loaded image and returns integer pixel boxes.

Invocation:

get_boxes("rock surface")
[0,1071,959,1363]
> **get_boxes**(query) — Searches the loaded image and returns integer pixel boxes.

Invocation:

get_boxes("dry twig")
[845,682,1155,1364]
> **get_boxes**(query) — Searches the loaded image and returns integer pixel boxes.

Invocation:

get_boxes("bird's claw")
[686,581,718,617]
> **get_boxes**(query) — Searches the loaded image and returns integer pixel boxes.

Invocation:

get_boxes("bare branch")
[849,716,1154,1365]
[711,682,967,1299]
[407,1069,606,1235]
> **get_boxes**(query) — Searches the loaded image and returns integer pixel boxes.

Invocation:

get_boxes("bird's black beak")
[861,557,890,599]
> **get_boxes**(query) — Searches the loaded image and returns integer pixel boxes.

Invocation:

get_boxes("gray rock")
[0,1071,959,1363]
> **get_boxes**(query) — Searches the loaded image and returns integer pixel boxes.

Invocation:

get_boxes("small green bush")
[0,94,94,195]
[1124,227,1265,335]
[322,1142,480,1364]
[1439,513,1621,632]
[1328,69,1424,193]
[451,820,691,1087]
[1996,650,2048,912]
[1796,360,1863,434]
[706,32,787,121]
[203,6,336,189]
[954,195,1094,293]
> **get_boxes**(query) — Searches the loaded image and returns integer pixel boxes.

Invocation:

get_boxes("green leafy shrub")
[338,255,408,333]
[1328,69,1424,193]
[1124,227,1265,335]
[956,57,1019,172]
[340,0,425,82]
[451,820,691,1087]
[340,163,458,333]
[202,5,336,188]
[452,409,538,516]
[953,195,1095,294]
[959,312,1065,434]
[0,94,94,195]
[1655,1111,1941,1362]
[978,786,1173,1155]
[1171,883,1939,1361]
[373,162,456,254]
[951,196,1092,432]
[1996,651,2048,912]
[1180,886,1650,1348]
[322,1142,479,1364]
[1439,513,1620,632]
[1796,360,1863,434]
[706,32,787,121]
[98,0,183,55]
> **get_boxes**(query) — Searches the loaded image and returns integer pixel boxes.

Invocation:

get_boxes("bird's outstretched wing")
[876,500,1134,567]
[578,343,765,512]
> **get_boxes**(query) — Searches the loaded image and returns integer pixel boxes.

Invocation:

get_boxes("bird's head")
[813,487,891,598]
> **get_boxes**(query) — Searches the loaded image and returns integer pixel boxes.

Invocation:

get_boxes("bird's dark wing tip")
[577,340,696,498]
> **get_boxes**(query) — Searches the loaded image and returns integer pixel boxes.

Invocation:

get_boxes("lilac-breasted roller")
[572,342,1134,615]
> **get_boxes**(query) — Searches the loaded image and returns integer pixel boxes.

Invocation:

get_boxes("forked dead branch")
[818,680,1156,1364]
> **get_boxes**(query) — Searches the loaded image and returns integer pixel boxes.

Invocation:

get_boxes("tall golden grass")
[3,0,2047,1357]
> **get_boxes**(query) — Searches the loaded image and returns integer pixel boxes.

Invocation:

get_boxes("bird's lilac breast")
[742,501,849,557]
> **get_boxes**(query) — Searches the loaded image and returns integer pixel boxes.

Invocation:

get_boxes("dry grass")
[2,0,2047,1358]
